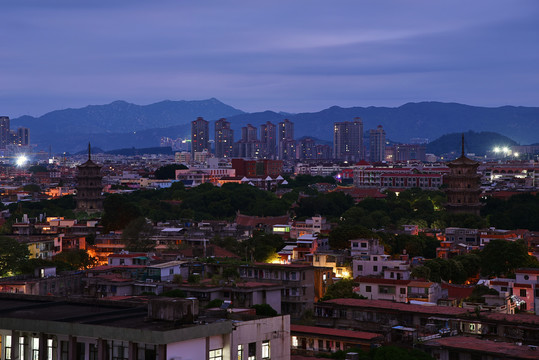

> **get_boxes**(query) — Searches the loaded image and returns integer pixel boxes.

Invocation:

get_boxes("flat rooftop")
[0,294,232,344]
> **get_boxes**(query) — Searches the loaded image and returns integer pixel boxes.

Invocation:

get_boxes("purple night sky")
[1,0,538,117]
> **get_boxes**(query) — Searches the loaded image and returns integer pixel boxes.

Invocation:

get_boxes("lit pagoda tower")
[444,135,482,215]
[76,143,103,213]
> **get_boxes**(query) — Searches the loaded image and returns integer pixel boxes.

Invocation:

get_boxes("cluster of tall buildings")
[0,116,30,150]
[190,116,424,163]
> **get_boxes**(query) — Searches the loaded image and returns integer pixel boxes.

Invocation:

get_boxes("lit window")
[237,344,244,360]
[262,340,270,359]
[292,336,298,347]
[209,348,223,360]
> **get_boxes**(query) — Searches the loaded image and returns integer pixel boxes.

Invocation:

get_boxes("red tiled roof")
[358,277,409,285]
[482,312,539,326]
[291,325,382,341]
[108,253,148,258]
[514,283,532,288]
[424,336,539,359]
[489,281,509,286]
[176,245,240,259]
[515,268,539,274]
[323,298,472,316]
[441,283,475,299]
[235,212,290,227]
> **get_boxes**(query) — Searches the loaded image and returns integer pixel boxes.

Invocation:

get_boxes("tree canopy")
[0,236,30,276]
[154,164,188,180]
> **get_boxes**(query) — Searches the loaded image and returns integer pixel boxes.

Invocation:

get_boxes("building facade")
[214,118,234,158]
[369,125,386,163]
[191,117,210,155]
[333,118,364,162]
[76,144,103,213]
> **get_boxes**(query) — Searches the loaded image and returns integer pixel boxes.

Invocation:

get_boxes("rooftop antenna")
[88,142,91,161]
[461,133,465,157]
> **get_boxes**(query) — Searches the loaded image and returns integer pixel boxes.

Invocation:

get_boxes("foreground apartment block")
[0,294,290,360]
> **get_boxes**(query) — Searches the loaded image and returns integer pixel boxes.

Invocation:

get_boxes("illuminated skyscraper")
[278,119,295,160]
[17,127,30,146]
[369,125,386,162]
[260,121,276,158]
[214,118,234,158]
[0,116,10,149]
[191,117,209,155]
[333,117,364,162]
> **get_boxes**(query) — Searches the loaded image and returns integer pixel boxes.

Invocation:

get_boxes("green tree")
[101,194,142,231]
[251,304,278,316]
[27,165,48,173]
[53,249,98,270]
[23,184,41,193]
[121,217,156,252]
[0,236,30,276]
[480,239,539,277]
[154,164,188,180]
[320,279,362,301]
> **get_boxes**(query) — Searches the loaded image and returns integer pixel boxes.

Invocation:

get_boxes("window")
[352,243,358,248]
[357,264,363,271]
[248,342,256,360]
[361,242,367,248]
[31,337,39,360]
[209,348,223,360]
[366,286,372,292]
[19,337,26,360]
[5,335,11,360]
[520,289,527,297]
[400,288,406,295]
[60,341,69,360]
[373,257,378,261]
[77,342,85,360]
[292,337,298,347]
[169,269,174,275]
[373,266,378,272]
[379,286,395,294]
[524,275,530,281]
[501,287,507,292]
[237,344,244,360]
[89,344,98,360]
[262,341,270,359]
[112,341,127,360]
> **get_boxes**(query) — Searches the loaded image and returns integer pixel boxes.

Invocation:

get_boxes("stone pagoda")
[76,143,103,213]
[444,135,482,215]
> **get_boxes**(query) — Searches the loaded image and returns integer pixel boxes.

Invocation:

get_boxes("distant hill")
[426,131,518,156]
[10,100,539,153]
[12,98,244,152]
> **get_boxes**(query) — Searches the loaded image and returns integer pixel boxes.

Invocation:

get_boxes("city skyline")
[1,1,538,118]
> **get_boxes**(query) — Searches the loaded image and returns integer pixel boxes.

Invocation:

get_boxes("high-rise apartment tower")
[191,117,209,155]
[369,125,386,163]
[214,118,234,158]
[333,118,364,162]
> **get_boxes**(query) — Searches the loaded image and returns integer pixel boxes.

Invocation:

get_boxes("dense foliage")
[482,193,539,231]
[320,279,363,301]
[0,236,30,276]
[154,164,188,179]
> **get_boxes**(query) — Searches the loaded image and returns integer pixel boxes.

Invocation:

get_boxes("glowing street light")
[493,147,500,153]
[16,155,28,167]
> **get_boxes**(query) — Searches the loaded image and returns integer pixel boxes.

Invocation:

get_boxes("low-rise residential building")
[356,278,445,304]
[290,324,383,356]
[0,294,291,360]
[238,263,333,318]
